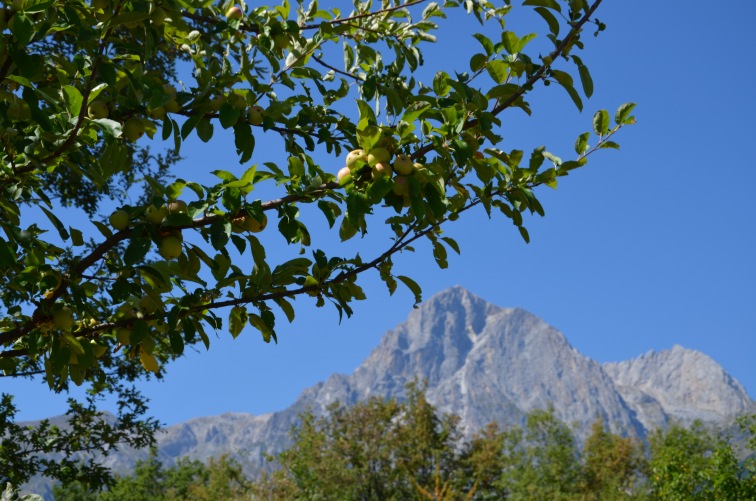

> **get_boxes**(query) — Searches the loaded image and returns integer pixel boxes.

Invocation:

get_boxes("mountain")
[25,287,756,496]
[130,287,755,474]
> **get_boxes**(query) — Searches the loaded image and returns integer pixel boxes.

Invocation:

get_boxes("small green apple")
[7,100,31,121]
[391,175,410,196]
[109,209,130,230]
[162,84,177,97]
[116,327,131,345]
[227,92,246,109]
[139,294,160,314]
[367,147,391,167]
[166,199,187,214]
[123,118,145,141]
[303,275,319,297]
[273,33,290,50]
[462,132,480,152]
[164,99,181,113]
[346,149,367,169]
[90,340,107,358]
[87,100,109,119]
[247,105,264,125]
[145,204,168,225]
[53,307,74,332]
[371,162,393,180]
[158,235,182,260]
[232,214,267,233]
[151,7,167,27]
[393,153,414,175]
[225,5,243,20]
[148,106,166,119]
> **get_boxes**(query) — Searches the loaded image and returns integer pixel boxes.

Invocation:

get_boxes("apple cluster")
[108,199,190,260]
[338,147,424,207]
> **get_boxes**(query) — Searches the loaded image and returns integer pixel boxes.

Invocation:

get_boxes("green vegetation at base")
[51,386,756,501]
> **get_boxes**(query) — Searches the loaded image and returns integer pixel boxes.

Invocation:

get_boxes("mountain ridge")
[23,286,755,498]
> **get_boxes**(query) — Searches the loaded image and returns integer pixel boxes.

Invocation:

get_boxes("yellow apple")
[139,294,160,314]
[393,153,414,175]
[367,147,391,167]
[145,204,168,225]
[164,99,181,113]
[247,105,264,125]
[371,162,393,180]
[166,199,187,214]
[53,307,74,332]
[392,175,410,196]
[337,166,352,186]
[158,235,182,260]
[273,33,290,50]
[226,5,243,20]
[232,214,268,233]
[87,100,109,119]
[123,118,145,141]
[346,149,367,169]
[109,209,130,230]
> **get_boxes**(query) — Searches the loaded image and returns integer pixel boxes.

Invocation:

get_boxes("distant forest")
[50,385,756,500]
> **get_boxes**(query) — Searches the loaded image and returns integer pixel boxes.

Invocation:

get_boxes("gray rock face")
[603,345,756,430]
[29,286,756,489]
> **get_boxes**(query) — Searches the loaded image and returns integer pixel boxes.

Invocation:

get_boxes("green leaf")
[472,34,495,56]
[486,60,509,84]
[552,70,583,111]
[124,237,152,266]
[40,207,70,241]
[523,0,561,11]
[534,7,560,36]
[10,13,34,46]
[229,306,247,339]
[574,132,590,155]
[574,56,593,98]
[397,275,422,308]
[518,226,530,243]
[62,86,83,118]
[593,109,610,135]
[0,238,17,267]
[598,140,620,149]
[615,102,637,125]
[196,116,214,142]
[339,216,359,242]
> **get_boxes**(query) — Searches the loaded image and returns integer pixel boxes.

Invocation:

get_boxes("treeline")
[53,385,756,500]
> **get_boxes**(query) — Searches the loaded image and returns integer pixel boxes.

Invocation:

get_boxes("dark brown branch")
[312,55,364,82]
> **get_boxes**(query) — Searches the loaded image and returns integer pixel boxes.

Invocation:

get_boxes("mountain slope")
[28,286,755,492]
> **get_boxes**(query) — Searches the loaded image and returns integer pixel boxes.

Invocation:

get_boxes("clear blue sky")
[6,1,755,425]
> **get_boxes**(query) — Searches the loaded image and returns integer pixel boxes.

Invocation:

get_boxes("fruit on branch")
[148,106,166,119]
[139,294,160,314]
[346,149,367,169]
[225,5,243,20]
[371,162,393,180]
[393,153,414,175]
[151,7,167,27]
[166,199,188,214]
[123,118,145,141]
[247,105,264,125]
[87,100,109,119]
[7,100,31,121]
[164,99,181,113]
[228,92,246,110]
[232,213,268,233]
[303,275,319,297]
[337,167,352,186]
[53,307,74,332]
[391,175,410,196]
[90,340,107,358]
[109,209,130,230]
[116,327,131,345]
[158,235,183,260]
[145,204,168,225]
[462,132,480,152]
[273,33,290,50]
[367,147,391,167]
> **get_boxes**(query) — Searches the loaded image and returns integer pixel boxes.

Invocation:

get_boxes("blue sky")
[6,1,755,425]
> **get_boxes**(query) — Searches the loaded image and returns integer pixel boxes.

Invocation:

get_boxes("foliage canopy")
[0,0,634,487]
